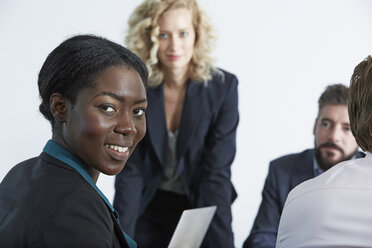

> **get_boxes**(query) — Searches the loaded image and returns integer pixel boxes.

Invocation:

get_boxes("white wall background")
[1,0,372,246]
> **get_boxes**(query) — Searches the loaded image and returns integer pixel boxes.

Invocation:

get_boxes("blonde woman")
[114,0,239,247]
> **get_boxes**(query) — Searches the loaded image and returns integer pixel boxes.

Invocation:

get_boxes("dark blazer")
[243,149,365,248]
[0,152,129,248]
[114,69,239,247]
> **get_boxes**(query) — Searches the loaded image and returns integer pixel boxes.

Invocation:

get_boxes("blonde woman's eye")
[180,31,188,37]
[159,33,169,39]
[133,108,145,117]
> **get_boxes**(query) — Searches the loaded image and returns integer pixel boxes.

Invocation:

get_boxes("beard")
[315,142,357,171]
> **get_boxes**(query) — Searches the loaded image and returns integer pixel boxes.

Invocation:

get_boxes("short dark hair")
[318,84,349,116]
[38,34,148,127]
[348,55,372,152]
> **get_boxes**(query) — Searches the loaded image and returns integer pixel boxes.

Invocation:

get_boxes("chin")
[104,164,126,176]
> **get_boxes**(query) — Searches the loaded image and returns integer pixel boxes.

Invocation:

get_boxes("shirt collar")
[42,140,116,214]
[313,157,324,177]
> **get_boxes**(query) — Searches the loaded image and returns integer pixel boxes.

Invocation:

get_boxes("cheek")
[186,40,195,53]
[158,42,167,54]
[314,131,327,147]
[80,114,110,138]
[345,136,358,149]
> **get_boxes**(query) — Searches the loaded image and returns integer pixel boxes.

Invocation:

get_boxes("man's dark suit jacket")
[114,69,239,247]
[243,149,365,248]
[0,152,129,248]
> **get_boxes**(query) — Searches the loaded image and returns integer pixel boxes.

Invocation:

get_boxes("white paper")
[168,205,217,248]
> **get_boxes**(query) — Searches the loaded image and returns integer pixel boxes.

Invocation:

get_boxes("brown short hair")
[348,55,372,152]
[318,84,349,116]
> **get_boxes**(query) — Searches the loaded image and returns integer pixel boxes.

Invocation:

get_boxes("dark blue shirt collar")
[313,157,324,177]
[43,140,115,213]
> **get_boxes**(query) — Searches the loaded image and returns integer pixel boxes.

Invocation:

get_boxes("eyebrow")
[321,118,350,125]
[159,27,191,32]
[93,91,147,104]
[320,118,333,122]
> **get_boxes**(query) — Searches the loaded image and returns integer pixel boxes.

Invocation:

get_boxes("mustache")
[318,142,344,154]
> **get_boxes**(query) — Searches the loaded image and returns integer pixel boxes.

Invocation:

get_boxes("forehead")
[318,104,349,123]
[158,7,193,29]
[81,66,146,101]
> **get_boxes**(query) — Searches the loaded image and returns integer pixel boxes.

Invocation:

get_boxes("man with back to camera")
[243,83,364,248]
[276,56,372,247]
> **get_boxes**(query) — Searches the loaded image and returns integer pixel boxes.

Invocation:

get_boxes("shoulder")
[209,68,238,87]
[39,189,114,247]
[270,149,313,169]
[285,156,369,205]
[200,68,238,105]
[0,154,111,246]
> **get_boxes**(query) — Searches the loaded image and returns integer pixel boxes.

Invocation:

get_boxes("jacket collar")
[146,81,204,166]
[291,149,315,187]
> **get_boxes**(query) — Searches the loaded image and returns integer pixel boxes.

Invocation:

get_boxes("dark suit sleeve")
[113,141,145,237]
[196,74,239,248]
[243,163,282,248]
[38,189,116,248]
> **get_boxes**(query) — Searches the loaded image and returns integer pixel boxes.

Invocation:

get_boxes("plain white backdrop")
[1,0,372,246]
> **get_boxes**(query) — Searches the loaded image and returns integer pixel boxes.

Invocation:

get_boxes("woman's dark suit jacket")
[0,150,129,247]
[114,69,239,247]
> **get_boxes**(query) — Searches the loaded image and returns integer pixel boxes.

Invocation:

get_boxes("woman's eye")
[99,104,116,113]
[159,33,169,39]
[133,108,145,117]
[180,31,188,37]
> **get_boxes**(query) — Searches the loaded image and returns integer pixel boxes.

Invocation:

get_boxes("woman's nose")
[114,113,136,136]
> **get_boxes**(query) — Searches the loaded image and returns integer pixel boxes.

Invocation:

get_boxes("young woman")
[0,35,148,248]
[114,1,239,247]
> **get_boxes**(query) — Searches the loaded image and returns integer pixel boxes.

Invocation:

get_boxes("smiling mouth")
[104,144,129,161]
[105,144,128,153]
[168,55,181,61]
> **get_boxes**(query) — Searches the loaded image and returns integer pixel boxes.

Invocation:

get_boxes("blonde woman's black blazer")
[114,69,239,248]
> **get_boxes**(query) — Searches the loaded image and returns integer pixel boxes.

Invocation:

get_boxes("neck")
[52,132,99,183]
[163,67,189,89]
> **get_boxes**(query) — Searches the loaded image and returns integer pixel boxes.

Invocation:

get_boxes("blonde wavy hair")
[126,0,219,86]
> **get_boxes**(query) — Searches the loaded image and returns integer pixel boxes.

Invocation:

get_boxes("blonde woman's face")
[157,7,195,72]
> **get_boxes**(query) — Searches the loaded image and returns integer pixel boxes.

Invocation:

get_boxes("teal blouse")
[43,140,137,248]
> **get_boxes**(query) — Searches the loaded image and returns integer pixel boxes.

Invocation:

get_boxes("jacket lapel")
[146,84,168,167]
[291,149,315,188]
[176,81,204,161]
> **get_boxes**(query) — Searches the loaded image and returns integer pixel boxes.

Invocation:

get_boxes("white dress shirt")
[276,152,372,248]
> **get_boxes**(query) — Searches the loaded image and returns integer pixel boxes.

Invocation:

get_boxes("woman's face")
[60,66,147,180]
[157,7,195,72]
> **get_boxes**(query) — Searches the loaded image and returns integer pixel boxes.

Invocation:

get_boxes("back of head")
[126,0,216,86]
[38,34,148,129]
[318,84,349,116]
[348,55,372,152]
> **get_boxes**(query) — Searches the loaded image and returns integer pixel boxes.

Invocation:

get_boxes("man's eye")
[321,122,331,128]
[99,105,115,113]
[133,108,145,117]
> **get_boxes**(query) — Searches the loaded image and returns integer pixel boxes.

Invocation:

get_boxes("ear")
[313,118,318,135]
[50,93,67,123]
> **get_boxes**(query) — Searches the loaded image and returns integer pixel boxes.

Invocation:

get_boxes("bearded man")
[243,84,364,248]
